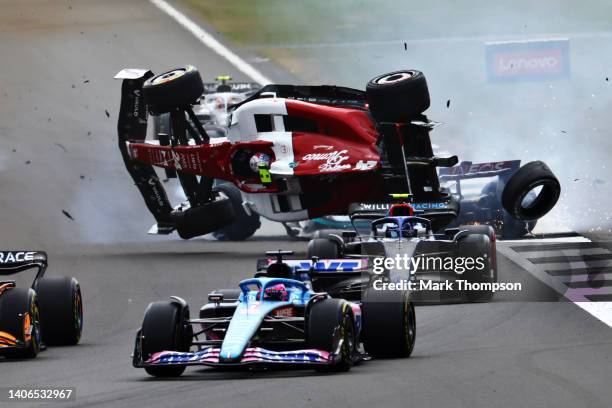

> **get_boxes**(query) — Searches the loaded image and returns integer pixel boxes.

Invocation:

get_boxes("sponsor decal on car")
[0,251,36,263]
[357,203,391,211]
[439,160,521,176]
[354,160,377,171]
[411,202,450,210]
[302,150,352,172]
[273,306,295,317]
[273,259,366,272]
[485,38,570,82]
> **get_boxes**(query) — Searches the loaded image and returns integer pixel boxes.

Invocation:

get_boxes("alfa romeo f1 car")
[132,251,415,376]
[304,201,498,302]
[151,75,262,241]
[115,66,560,240]
[0,251,83,358]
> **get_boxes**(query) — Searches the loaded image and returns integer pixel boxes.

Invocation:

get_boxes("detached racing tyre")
[502,161,560,221]
[457,231,496,302]
[307,238,340,259]
[0,288,41,358]
[366,70,430,122]
[35,277,83,346]
[141,301,191,377]
[212,183,261,241]
[361,288,415,358]
[143,65,204,115]
[307,298,355,372]
[173,192,236,239]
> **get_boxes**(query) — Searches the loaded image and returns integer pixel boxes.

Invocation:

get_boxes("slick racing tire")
[0,288,41,359]
[143,65,204,115]
[457,231,496,302]
[307,298,355,372]
[141,301,191,377]
[361,288,415,358]
[307,238,340,259]
[35,277,83,346]
[366,70,430,122]
[173,192,236,240]
[212,183,261,241]
[502,161,560,221]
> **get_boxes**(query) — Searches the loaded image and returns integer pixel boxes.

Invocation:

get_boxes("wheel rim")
[152,69,186,85]
[28,298,41,354]
[404,300,415,348]
[340,312,354,362]
[376,71,414,84]
[73,287,83,342]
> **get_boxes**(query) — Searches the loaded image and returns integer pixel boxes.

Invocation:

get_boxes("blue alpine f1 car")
[132,251,415,376]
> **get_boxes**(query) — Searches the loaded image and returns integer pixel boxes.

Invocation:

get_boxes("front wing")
[137,347,333,367]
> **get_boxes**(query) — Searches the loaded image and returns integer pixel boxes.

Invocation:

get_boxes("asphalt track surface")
[0,1,610,407]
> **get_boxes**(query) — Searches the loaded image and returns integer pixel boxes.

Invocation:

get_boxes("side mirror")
[208,293,224,303]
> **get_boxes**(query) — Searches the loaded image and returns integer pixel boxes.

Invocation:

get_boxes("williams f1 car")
[132,251,415,376]
[440,160,538,238]
[0,251,83,358]
[305,202,498,302]
[115,66,560,240]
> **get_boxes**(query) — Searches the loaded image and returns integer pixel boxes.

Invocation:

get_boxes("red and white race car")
[115,66,560,239]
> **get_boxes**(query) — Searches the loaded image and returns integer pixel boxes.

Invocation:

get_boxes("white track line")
[149,0,272,85]
[498,237,612,327]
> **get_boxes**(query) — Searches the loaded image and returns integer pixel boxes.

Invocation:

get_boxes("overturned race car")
[115,66,560,240]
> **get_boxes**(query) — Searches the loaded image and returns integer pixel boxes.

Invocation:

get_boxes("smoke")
[249,0,612,233]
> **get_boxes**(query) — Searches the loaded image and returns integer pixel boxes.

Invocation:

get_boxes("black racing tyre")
[143,65,204,115]
[307,298,355,372]
[458,224,496,240]
[141,301,191,377]
[361,288,415,358]
[312,229,346,240]
[212,183,261,241]
[502,161,560,221]
[366,70,430,122]
[458,234,496,302]
[173,192,236,239]
[0,288,41,358]
[35,277,83,346]
[307,238,340,259]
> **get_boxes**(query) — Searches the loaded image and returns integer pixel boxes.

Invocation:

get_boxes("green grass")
[181,0,612,47]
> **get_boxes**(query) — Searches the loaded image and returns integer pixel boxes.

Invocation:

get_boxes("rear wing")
[256,258,369,276]
[348,198,459,230]
[439,160,520,182]
[0,251,47,274]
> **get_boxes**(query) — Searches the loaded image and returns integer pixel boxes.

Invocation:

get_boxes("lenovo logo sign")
[486,39,570,82]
